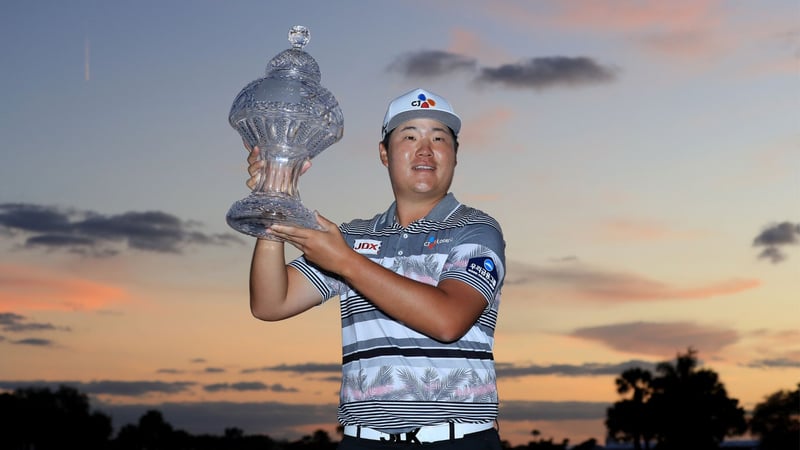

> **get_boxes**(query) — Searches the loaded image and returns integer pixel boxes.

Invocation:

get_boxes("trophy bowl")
[226,25,344,239]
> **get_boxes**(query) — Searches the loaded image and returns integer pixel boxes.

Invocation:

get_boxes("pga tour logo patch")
[353,239,382,255]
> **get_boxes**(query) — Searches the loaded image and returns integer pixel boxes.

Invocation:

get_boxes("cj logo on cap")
[410,93,436,109]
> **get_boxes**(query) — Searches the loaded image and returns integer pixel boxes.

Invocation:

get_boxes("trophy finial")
[288,25,310,50]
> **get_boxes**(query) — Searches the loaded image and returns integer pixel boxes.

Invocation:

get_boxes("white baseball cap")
[381,88,461,140]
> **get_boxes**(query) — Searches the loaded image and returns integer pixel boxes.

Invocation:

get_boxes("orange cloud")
[480,0,721,34]
[575,274,759,302]
[745,328,800,365]
[504,260,760,303]
[448,28,511,65]
[593,219,707,242]
[551,0,722,33]
[572,321,740,356]
[483,0,730,62]
[460,107,514,149]
[0,263,128,311]
[448,28,483,56]
[670,278,762,300]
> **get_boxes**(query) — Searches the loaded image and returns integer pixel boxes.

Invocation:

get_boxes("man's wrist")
[255,237,284,249]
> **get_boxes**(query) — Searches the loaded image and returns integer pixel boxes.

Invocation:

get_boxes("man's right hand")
[246,145,312,191]
[246,146,265,190]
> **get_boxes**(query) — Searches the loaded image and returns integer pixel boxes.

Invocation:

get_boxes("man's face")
[379,118,457,199]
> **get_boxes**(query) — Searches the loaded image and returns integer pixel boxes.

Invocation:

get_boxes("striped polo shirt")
[289,193,505,432]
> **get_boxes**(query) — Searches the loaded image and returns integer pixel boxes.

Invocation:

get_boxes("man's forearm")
[249,239,290,320]
[338,251,486,342]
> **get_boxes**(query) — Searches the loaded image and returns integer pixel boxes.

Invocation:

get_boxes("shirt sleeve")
[288,256,348,304]
[439,223,506,305]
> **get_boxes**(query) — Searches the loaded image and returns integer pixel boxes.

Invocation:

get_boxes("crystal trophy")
[226,25,344,239]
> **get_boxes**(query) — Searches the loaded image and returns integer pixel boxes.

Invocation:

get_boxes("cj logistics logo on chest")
[353,239,382,255]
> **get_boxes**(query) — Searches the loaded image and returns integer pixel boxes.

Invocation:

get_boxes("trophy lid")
[265,25,321,83]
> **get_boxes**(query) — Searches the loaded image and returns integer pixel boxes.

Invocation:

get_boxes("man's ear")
[379,142,389,167]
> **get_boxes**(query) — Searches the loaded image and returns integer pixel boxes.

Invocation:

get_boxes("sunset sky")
[1,0,798,446]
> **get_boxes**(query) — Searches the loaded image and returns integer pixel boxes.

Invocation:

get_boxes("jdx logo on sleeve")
[353,239,382,255]
[466,257,498,289]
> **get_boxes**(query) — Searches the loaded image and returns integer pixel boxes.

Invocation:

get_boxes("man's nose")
[416,140,433,156]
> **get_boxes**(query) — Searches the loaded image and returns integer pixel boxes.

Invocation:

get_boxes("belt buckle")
[380,428,422,444]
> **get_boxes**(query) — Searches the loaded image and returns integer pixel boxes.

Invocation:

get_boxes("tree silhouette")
[749,383,800,450]
[290,429,337,449]
[606,367,655,449]
[113,409,205,450]
[606,348,747,450]
[0,385,112,450]
[650,348,747,449]
[0,386,344,450]
[513,428,570,449]
[0,390,25,449]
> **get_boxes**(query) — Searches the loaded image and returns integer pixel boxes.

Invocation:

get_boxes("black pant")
[338,429,502,450]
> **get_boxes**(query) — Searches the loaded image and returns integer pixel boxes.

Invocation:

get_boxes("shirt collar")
[375,193,461,231]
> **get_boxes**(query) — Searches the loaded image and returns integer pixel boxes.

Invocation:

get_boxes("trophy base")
[226,193,320,240]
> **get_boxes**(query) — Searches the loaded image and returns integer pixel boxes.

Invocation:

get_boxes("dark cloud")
[0,203,245,257]
[753,221,800,263]
[0,312,69,333]
[156,369,184,375]
[385,50,616,91]
[190,358,207,363]
[386,50,477,78]
[204,367,226,373]
[250,360,661,381]
[242,362,341,374]
[85,380,196,396]
[0,203,74,232]
[0,380,195,396]
[203,382,298,393]
[571,321,739,356]
[475,57,617,89]
[0,311,61,346]
[495,360,656,378]
[744,357,800,369]
[11,338,54,346]
[549,255,579,263]
[754,221,799,245]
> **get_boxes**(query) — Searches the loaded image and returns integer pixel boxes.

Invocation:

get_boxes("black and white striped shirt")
[289,193,505,432]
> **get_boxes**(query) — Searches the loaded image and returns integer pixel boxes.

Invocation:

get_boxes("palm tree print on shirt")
[342,366,497,402]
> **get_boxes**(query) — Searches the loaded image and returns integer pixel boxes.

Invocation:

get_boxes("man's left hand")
[267,213,352,274]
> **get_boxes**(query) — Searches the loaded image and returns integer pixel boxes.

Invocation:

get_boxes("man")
[247,88,506,449]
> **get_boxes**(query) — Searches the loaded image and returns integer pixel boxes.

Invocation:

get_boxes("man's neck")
[394,194,445,227]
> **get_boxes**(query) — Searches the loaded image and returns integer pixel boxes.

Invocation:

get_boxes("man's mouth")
[413,165,435,171]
